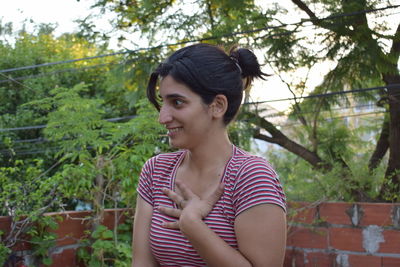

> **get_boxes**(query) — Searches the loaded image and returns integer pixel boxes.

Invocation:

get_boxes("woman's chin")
[168,139,181,149]
[168,139,187,150]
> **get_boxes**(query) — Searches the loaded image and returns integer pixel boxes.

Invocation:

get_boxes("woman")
[132,43,286,266]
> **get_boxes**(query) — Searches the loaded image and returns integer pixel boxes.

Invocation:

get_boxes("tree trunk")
[368,116,389,171]
[379,77,400,200]
[378,21,400,200]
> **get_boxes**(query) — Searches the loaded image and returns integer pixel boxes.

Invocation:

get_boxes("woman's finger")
[162,187,184,206]
[162,221,180,229]
[157,206,182,218]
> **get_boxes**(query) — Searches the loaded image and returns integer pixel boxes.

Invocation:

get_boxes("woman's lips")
[167,127,182,136]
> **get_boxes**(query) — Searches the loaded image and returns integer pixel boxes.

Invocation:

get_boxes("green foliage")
[228,120,253,151]
[26,216,60,266]
[0,22,166,262]
[265,110,389,202]
[0,159,60,217]
[0,240,11,265]
[379,170,400,202]
[267,146,386,202]
[316,117,355,162]
[0,22,117,172]
[77,221,133,267]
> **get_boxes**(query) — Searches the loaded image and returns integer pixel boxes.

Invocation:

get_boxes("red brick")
[379,230,400,254]
[0,216,11,233]
[329,227,364,252]
[305,252,335,266]
[359,203,393,226]
[319,202,353,225]
[102,208,130,230]
[48,211,92,246]
[284,249,305,267]
[11,241,31,251]
[287,202,318,224]
[48,248,78,267]
[287,226,328,249]
[382,257,400,267]
[45,209,131,246]
[348,254,381,267]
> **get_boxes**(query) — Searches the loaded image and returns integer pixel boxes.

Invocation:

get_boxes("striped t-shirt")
[137,145,286,266]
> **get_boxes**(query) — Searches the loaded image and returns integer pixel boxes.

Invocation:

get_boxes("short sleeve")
[136,156,156,206]
[233,157,286,216]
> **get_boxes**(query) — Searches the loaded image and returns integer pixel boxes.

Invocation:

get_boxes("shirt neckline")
[170,144,236,200]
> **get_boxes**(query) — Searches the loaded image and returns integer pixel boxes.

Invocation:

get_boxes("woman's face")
[158,75,214,149]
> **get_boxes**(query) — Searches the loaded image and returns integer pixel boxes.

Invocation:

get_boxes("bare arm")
[179,212,252,267]
[132,195,159,267]
[235,204,287,266]
[180,203,286,266]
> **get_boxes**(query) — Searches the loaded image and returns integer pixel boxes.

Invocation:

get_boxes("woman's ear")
[210,94,228,120]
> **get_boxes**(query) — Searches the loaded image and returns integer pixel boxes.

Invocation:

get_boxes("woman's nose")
[159,105,172,124]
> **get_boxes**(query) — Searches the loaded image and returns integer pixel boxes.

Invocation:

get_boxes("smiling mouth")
[168,127,182,135]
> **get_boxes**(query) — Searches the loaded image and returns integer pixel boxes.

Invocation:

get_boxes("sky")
[1,0,96,35]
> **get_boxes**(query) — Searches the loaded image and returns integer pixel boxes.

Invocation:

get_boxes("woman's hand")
[157,181,224,229]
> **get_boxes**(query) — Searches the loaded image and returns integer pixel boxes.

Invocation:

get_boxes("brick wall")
[1,209,130,267]
[285,202,400,267]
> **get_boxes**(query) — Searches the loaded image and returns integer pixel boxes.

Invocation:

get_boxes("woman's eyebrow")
[164,93,186,99]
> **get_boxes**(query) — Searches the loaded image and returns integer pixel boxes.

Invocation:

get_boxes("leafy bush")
[265,146,386,202]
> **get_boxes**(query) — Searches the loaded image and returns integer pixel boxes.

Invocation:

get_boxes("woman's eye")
[174,99,183,106]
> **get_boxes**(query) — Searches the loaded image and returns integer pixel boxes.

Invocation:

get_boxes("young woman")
[132,43,286,267]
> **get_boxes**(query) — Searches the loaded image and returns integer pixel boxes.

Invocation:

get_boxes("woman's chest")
[149,196,238,265]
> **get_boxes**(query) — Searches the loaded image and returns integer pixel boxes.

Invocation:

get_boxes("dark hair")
[147,43,268,125]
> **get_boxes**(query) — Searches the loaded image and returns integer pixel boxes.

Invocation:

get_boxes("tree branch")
[388,22,400,59]
[291,0,317,19]
[242,111,332,171]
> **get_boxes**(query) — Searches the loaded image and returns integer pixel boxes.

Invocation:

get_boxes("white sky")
[0,0,96,35]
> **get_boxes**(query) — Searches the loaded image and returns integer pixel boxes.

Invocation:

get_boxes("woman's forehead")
[159,76,195,98]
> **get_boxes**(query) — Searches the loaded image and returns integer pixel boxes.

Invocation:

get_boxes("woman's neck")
[183,130,233,175]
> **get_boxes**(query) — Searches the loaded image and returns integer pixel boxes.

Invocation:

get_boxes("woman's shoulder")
[230,146,279,179]
[232,146,272,167]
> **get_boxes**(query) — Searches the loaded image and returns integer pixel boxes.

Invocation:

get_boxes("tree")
[88,0,400,201]
[0,22,114,168]
[0,21,167,264]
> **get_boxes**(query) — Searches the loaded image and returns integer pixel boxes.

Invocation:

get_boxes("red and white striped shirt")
[137,145,286,266]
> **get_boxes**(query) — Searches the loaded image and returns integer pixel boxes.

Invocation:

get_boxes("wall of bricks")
[2,203,400,266]
[285,202,400,267]
[1,209,130,267]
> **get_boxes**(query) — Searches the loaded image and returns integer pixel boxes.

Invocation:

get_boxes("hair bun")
[229,47,269,87]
